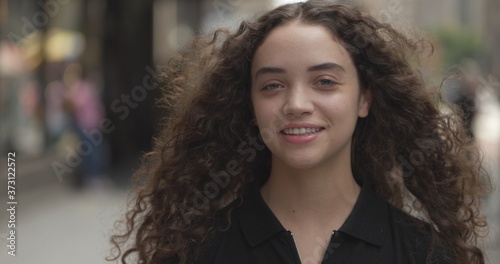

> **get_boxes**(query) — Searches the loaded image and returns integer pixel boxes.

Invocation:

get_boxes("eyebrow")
[254,67,286,78]
[307,62,345,73]
[254,62,345,78]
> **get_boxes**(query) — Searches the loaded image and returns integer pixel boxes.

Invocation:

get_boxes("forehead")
[251,22,355,75]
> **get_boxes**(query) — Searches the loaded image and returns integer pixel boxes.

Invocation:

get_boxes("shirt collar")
[337,182,387,247]
[238,181,388,248]
[238,185,285,247]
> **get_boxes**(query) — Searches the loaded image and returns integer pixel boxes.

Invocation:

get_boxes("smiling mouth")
[281,127,324,135]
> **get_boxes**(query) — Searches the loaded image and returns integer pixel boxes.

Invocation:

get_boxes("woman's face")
[251,22,371,170]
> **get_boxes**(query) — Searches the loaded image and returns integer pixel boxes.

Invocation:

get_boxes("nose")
[282,85,314,117]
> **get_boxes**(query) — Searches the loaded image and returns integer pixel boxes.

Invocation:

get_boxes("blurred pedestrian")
[66,63,111,190]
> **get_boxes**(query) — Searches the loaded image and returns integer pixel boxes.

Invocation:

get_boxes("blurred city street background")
[1,0,499,263]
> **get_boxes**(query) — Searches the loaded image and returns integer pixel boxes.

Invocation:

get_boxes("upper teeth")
[282,127,321,135]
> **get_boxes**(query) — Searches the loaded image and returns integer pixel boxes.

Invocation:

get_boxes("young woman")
[110,1,489,263]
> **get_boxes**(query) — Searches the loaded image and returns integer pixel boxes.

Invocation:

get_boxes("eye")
[315,78,338,87]
[262,82,284,90]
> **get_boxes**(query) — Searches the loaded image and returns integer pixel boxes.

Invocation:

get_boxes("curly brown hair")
[109,1,489,263]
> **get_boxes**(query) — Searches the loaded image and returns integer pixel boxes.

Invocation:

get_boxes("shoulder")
[190,199,243,264]
[386,203,453,264]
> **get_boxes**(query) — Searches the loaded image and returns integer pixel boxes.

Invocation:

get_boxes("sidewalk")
[0,151,133,264]
[0,181,129,264]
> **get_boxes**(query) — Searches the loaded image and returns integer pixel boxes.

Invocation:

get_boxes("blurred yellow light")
[45,28,85,62]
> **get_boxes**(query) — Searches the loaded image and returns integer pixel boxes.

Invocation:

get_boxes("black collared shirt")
[193,183,452,264]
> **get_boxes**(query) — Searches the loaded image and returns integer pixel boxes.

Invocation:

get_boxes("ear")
[358,88,373,118]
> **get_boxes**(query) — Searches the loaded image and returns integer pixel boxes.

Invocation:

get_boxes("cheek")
[252,99,265,119]
[252,97,276,121]
[319,96,348,115]
[252,103,270,130]
[320,96,360,124]
[251,100,279,145]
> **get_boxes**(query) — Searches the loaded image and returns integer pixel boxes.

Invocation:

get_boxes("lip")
[280,123,324,131]
[279,123,325,144]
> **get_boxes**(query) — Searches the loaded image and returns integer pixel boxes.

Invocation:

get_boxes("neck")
[260,156,360,231]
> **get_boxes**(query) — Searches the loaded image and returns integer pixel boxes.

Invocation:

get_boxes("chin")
[281,156,323,170]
